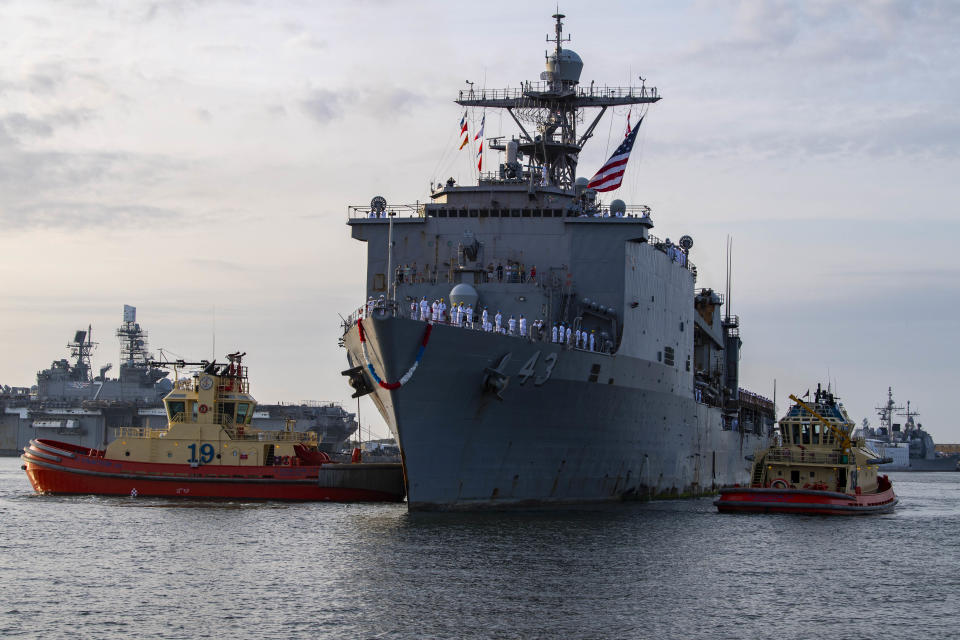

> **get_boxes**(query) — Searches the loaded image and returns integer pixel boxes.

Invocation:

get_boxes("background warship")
[858,387,958,471]
[340,14,775,510]
[0,306,359,456]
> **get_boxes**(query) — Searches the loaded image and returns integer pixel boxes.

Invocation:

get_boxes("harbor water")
[1,457,958,639]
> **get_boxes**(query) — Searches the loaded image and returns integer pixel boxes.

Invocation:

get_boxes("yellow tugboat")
[22,352,406,501]
[715,384,897,515]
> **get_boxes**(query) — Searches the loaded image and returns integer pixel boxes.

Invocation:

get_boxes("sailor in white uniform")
[565,326,572,345]
[465,304,473,328]
[366,296,375,317]
[481,307,489,330]
[519,315,527,337]
[410,300,417,319]
[494,311,503,333]
[508,314,516,335]
[589,330,596,352]
[551,323,558,343]
[419,296,429,321]
[575,328,582,349]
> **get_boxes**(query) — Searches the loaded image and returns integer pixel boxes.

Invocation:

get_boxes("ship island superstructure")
[339,14,774,509]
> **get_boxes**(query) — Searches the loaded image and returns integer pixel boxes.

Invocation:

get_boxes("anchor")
[341,365,374,398]
[482,353,512,401]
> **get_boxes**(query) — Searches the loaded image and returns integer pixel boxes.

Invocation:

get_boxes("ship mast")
[898,400,920,434]
[456,13,660,190]
[875,387,904,443]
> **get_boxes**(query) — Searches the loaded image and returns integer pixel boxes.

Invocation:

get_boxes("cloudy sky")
[2,0,958,441]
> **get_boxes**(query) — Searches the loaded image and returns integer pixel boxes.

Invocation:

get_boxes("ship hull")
[21,439,405,502]
[714,484,898,515]
[345,316,767,510]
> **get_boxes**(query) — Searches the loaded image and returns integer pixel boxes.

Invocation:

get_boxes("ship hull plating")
[346,315,765,510]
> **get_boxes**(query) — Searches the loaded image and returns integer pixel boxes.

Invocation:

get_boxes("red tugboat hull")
[714,476,897,515]
[22,439,405,502]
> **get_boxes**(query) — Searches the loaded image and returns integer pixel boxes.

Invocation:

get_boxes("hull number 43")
[517,351,558,386]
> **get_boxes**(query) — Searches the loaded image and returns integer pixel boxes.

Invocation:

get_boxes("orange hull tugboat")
[716,385,897,515]
[22,353,405,502]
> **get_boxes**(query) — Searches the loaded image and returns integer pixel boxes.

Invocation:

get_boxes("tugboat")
[715,385,897,515]
[21,353,406,501]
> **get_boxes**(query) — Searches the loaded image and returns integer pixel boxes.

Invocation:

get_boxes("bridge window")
[167,401,185,421]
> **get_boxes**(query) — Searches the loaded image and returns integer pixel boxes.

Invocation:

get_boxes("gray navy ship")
[0,306,359,455]
[860,387,958,471]
[339,14,774,510]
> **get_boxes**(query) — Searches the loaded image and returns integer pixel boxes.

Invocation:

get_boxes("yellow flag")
[458,136,469,150]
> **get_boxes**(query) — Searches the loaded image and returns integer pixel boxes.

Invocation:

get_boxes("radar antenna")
[67,325,97,382]
[116,305,154,372]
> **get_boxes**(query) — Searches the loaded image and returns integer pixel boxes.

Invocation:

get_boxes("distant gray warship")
[860,387,957,472]
[0,306,358,455]
[340,14,774,510]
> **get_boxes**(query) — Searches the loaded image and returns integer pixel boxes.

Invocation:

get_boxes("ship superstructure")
[339,14,774,509]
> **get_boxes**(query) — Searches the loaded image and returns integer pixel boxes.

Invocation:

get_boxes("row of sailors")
[400,297,600,351]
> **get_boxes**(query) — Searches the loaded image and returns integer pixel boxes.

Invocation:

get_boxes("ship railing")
[343,300,403,329]
[342,299,616,353]
[347,204,425,220]
[647,233,696,276]
[457,84,659,102]
[764,449,845,465]
[114,426,169,439]
[217,379,250,393]
[221,424,319,444]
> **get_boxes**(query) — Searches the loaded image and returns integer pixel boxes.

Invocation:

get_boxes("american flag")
[587,116,643,192]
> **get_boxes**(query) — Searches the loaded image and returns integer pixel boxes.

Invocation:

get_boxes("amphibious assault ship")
[339,14,774,509]
[0,306,359,455]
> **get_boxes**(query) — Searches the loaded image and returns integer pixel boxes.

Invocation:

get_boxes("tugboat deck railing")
[115,419,318,444]
[764,449,847,465]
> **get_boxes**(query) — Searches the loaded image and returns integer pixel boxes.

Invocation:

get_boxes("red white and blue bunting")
[357,319,432,390]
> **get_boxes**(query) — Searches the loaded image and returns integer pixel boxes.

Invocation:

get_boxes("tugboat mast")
[456,12,661,190]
